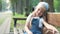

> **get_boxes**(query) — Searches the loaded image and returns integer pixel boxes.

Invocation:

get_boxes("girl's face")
[36,7,46,16]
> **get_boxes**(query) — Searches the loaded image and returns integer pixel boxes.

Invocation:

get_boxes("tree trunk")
[16,0,21,14]
[40,0,43,1]
[0,1,2,11]
[16,0,24,14]
[40,0,55,12]
[25,0,30,16]
[20,0,23,14]
[46,0,55,12]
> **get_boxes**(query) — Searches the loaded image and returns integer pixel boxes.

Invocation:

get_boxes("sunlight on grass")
[10,19,14,32]
[13,12,27,18]
[56,27,60,32]
[16,20,26,29]
[10,12,26,32]
[57,27,60,32]
[17,20,26,24]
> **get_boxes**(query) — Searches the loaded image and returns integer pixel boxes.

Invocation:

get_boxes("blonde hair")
[35,2,49,11]
[32,2,49,17]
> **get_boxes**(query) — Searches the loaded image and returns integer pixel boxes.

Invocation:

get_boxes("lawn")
[13,12,27,18]
[56,27,60,32]
[10,12,26,32]
[10,19,14,32]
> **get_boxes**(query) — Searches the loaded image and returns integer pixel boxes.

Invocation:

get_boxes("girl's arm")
[24,14,33,34]
[25,22,32,34]
[42,19,59,33]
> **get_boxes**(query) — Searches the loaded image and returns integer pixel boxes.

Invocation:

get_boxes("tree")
[10,0,17,15]
[54,0,60,12]
[0,0,2,11]
[16,0,24,14]
[46,0,55,12]
[25,0,29,16]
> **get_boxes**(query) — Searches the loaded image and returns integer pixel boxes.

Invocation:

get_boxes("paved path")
[14,24,25,34]
[14,27,24,34]
[14,27,18,34]
[0,11,12,34]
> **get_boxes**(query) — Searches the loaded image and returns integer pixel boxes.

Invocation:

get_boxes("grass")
[16,20,26,30]
[10,12,26,32]
[17,20,26,24]
[14,12,27,29]
[13,12,27,18]
[10,19,14,32]
[56,27,60,32]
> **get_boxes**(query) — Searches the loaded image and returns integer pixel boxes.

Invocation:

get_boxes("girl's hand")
[46,25,59,34]
[28,31,33,34]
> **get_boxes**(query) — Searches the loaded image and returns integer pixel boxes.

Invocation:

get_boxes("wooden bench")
[13,18,27,34]
[13,14,60,34]
[47,12,60,27]
[13,12,60,27]
[13,18,27,27]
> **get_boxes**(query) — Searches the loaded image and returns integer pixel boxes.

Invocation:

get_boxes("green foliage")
[0,0,2,11]
[31,0,40,6]
[2,0,7,10]
[10,0,17,4]
[56,26,60,32]
[54,0,60,12]
[13,12,26,18]
[0,0,1,3]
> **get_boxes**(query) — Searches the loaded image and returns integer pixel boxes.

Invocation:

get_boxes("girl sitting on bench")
[24,2,59,34]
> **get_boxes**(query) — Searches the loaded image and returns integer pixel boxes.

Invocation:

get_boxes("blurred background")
[0,0,60,34]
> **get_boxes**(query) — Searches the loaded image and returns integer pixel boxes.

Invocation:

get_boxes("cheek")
[39,13,43,16]
[40,13,43,15]
[38,11,41,14]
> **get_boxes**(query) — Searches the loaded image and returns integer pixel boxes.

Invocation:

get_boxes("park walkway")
[0,11,12,34]
[14,24,24,34]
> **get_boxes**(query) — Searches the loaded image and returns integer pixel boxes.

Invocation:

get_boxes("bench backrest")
[47,12,60,27]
